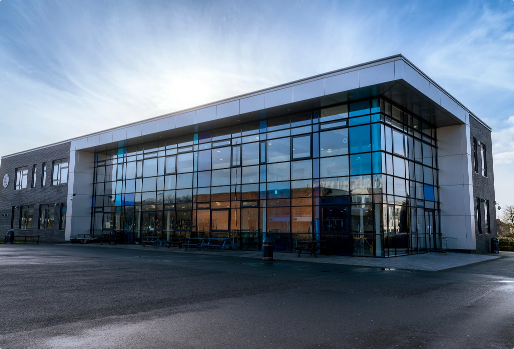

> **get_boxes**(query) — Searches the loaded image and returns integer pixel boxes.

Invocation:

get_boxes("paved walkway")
[64,243,501,271]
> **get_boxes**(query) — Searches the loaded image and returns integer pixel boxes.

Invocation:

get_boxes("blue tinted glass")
[349,125,371,153]
[349,115,370,126]
[313,158,320,178]
[117,148,125,157]
[424,184,435,201]
[372,152,382,173]
[115,194,122,206]
[260,142,266,163]
[371,99,380,113]
[371,123,381,151]
[312,133,320,158]
[320,156,349,177]
[349,100,370,117]
[371,114,381,122]
[260,120,266,133]
[350,153,372,175]
[260,183,266,199]
[91,196,95,207]
[124,193,135,206]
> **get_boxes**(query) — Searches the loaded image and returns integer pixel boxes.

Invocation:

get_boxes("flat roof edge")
[2,54,491,158]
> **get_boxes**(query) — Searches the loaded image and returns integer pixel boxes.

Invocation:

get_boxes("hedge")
[499,237,514,252]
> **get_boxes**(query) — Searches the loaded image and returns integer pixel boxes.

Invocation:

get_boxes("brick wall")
[470,117,497,253]
[0,142,71,242]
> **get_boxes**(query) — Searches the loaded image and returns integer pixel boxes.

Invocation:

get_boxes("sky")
[0,0,513,208]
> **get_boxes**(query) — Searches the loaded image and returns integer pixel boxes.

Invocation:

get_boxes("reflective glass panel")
[212,147,231,169]
[291,160,312,180]
[320,128,348,157]
[292,135,311,159]
[267,138,290,163]
[350,153,372,176]
[320,156,349,177]
[267,162,290,182]
[349,125,371,153]
[177,153,193,173]
[242,142,259,166]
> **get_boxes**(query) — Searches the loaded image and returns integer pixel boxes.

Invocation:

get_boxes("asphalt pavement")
[0,244,513,349]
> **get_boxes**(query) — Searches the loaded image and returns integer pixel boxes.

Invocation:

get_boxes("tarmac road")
[0,244,513,349]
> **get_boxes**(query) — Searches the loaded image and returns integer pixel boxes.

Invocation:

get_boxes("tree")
[502,205,514,227]
[499,205,514,237]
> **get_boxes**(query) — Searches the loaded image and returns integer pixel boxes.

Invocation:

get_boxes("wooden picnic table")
[294,240,325,258]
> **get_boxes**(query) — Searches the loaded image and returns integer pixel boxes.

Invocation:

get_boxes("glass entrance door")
[424,210,437,250]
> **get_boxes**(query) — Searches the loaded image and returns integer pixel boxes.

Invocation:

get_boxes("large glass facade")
[91,98,440,257]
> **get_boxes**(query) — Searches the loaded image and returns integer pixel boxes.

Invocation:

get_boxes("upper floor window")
[52,160,68,185]
[473,138,478,173]
[31,165,37,188]
[15,167,28,190]
[481,143,487,177]
[41,163,47,187]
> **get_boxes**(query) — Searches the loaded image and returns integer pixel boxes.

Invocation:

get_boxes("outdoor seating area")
[14,235,40,244]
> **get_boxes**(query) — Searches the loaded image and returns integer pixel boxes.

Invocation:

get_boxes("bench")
[142,236,166,247]
[100,232,125,245]
[14,235,40,244]
[167,239,184,248]
[294,241,322,258]
[70,234,95,244]
[201,238,236,252]
[183,238,203,251]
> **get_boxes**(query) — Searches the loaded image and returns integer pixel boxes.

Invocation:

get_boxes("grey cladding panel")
[141,120,160,136]
[176,111,195,128]
[196,106,216,124]
[240,94,264,114]
[159,116,175,132]
[293,79,324,102]
[324,70,359,95]
[359,62,395,87]
[217,100,239,119]
[265,87,293,108]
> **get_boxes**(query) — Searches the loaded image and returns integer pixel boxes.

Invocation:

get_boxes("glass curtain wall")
[91,98,440,257]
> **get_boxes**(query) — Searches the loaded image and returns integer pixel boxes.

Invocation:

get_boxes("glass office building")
[91,98,439,257]
[2,55,495,254]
